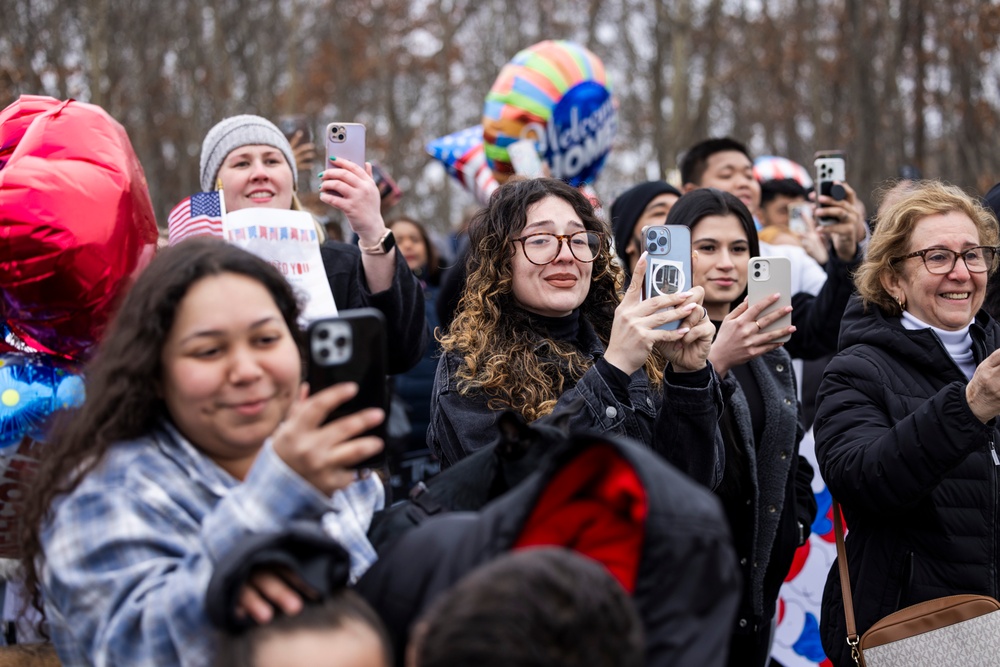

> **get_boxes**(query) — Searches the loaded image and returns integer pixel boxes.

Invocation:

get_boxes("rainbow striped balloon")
[482,40,616,186]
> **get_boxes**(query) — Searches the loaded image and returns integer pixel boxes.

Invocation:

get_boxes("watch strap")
[359,229,395,255]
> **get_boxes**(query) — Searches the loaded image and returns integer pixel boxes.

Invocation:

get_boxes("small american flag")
[167,191,224,245]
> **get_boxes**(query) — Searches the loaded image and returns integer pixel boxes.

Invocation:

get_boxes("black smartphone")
[306,308,388,470]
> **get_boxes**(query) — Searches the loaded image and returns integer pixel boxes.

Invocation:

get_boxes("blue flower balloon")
[0,352,85,451]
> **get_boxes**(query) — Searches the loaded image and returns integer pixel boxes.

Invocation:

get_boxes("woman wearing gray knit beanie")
[199,114,428,376]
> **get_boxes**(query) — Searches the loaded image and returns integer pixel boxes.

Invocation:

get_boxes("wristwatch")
[359,229,395,255]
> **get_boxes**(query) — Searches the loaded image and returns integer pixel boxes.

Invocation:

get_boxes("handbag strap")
[832,499,862,661]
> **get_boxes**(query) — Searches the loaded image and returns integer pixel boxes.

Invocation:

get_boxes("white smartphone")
[325,122,366,166]
[814,152,846,225]
[747,256,792,343]
[507,138,545,177]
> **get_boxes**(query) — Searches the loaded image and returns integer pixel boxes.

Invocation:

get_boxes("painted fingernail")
[317,171,325,178]
[677,291,693,298]
[677,327,691,334]
[329,156,337,162]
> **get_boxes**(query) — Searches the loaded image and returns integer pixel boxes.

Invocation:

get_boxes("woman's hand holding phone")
[811,180,863,262]
[708,296,794,379]
[965,348,1000,423]
[655,289,716,374]
[318,158,395,291]
[318,158,385,242]
[270,382,385,497]
[604,254,705,376]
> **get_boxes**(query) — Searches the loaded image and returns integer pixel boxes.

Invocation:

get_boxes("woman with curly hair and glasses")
[428,178,723,474]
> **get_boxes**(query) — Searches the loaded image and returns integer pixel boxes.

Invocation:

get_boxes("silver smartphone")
[643,225,691,331]
[747,256,792,343]
[814,151,846,225]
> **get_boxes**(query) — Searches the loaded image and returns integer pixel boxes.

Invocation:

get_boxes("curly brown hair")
[439,178,664,422]
[19,237,303,627]
[856,180,1000,317]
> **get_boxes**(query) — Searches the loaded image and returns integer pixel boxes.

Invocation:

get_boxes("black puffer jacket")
[814,297,1000,667]
[358,430,741,667]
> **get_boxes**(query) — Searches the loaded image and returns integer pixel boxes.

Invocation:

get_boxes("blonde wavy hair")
[439,178,665,422]
[856,180,1000,317]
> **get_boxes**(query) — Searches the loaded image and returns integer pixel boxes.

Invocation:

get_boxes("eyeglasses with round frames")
[511,231,605,265]
[892,246,998,275]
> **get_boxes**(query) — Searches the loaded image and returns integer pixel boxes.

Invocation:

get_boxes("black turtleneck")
[523,308,632,403]
[523,309,581,342]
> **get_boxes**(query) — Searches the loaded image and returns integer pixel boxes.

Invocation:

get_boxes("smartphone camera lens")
[317,327,330,340]
[754,271,761,278]
[657,236,667,246]
[334,336,348,348]
[647,242,656,253]
[318,347,330,359]
[647,230,657,241]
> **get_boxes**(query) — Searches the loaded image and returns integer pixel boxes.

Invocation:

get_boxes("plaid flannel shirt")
[40,422,383,667]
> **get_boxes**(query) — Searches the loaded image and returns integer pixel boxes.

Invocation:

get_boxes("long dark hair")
[666,187,760,312]
[439,178,665,422]
[20,237,303,623]
[388,216,442,285]
[667,188,760,504]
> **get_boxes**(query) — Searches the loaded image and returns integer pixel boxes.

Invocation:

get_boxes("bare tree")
[2,0,998,230]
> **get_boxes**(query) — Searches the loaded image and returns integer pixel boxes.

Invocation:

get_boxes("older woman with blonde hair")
[813,181,1000,666]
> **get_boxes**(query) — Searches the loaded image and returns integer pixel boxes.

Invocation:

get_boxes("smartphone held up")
[747,256,792,343]
[306,308,388,470]
[326,122,366,167]
[787,203,813,236]
[642,225,692,331]
[813,150,846,225]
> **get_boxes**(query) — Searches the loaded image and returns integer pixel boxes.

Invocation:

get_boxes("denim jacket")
[427,317,725,486]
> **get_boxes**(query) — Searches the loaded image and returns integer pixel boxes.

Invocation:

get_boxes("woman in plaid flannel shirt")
[21,238,385,667]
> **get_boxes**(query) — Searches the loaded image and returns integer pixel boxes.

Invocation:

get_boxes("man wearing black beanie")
[609,181,682,284]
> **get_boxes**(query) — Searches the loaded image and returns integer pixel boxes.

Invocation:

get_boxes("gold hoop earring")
[895,294,906,311]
